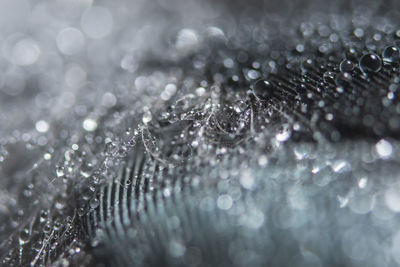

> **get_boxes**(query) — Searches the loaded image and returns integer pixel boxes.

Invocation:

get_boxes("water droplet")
[127,139,136,148]
[359,53,382,73]
[163,188,171,197]
[82,118,98,132]
[252,79,274,99]
[323,71,335,84]
[339,59,355,72]
[117,146,128,158]
[77,207,87,216]
[240,171,255,190]
[358,177,368,189]
[382,45,400,63]
[39,210,48,223]
[55,201,65,210]
[375,139,393,158]
[89,197,99,209]
[223,58,234,68]
[35,120,49,133]
[142,111,152,124]
[56,165,65,178]
[276,127,291,142]
[195,87,206,96]
[43,222,52,233]
[296,44,305,53]
[105,142,117,155]
[217,194,233,210]
[19,228,30,245]
[247,69,260,80]
[354,28,364,38]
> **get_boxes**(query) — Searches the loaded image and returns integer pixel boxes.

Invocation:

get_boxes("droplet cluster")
[1,0,400,266]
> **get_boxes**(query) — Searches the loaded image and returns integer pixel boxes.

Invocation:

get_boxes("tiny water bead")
[359,53,382,74]
[142,111,152,124]
[339,59,354,73]
[83,118,98,132]
[35,120,49,133]
[252,79,274,99]
[19,228,30,245]
[382,45,400,63]
[56,165,65,178]
[89,198,99,209]
[323,71,335,84]
[375,139,393,158]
